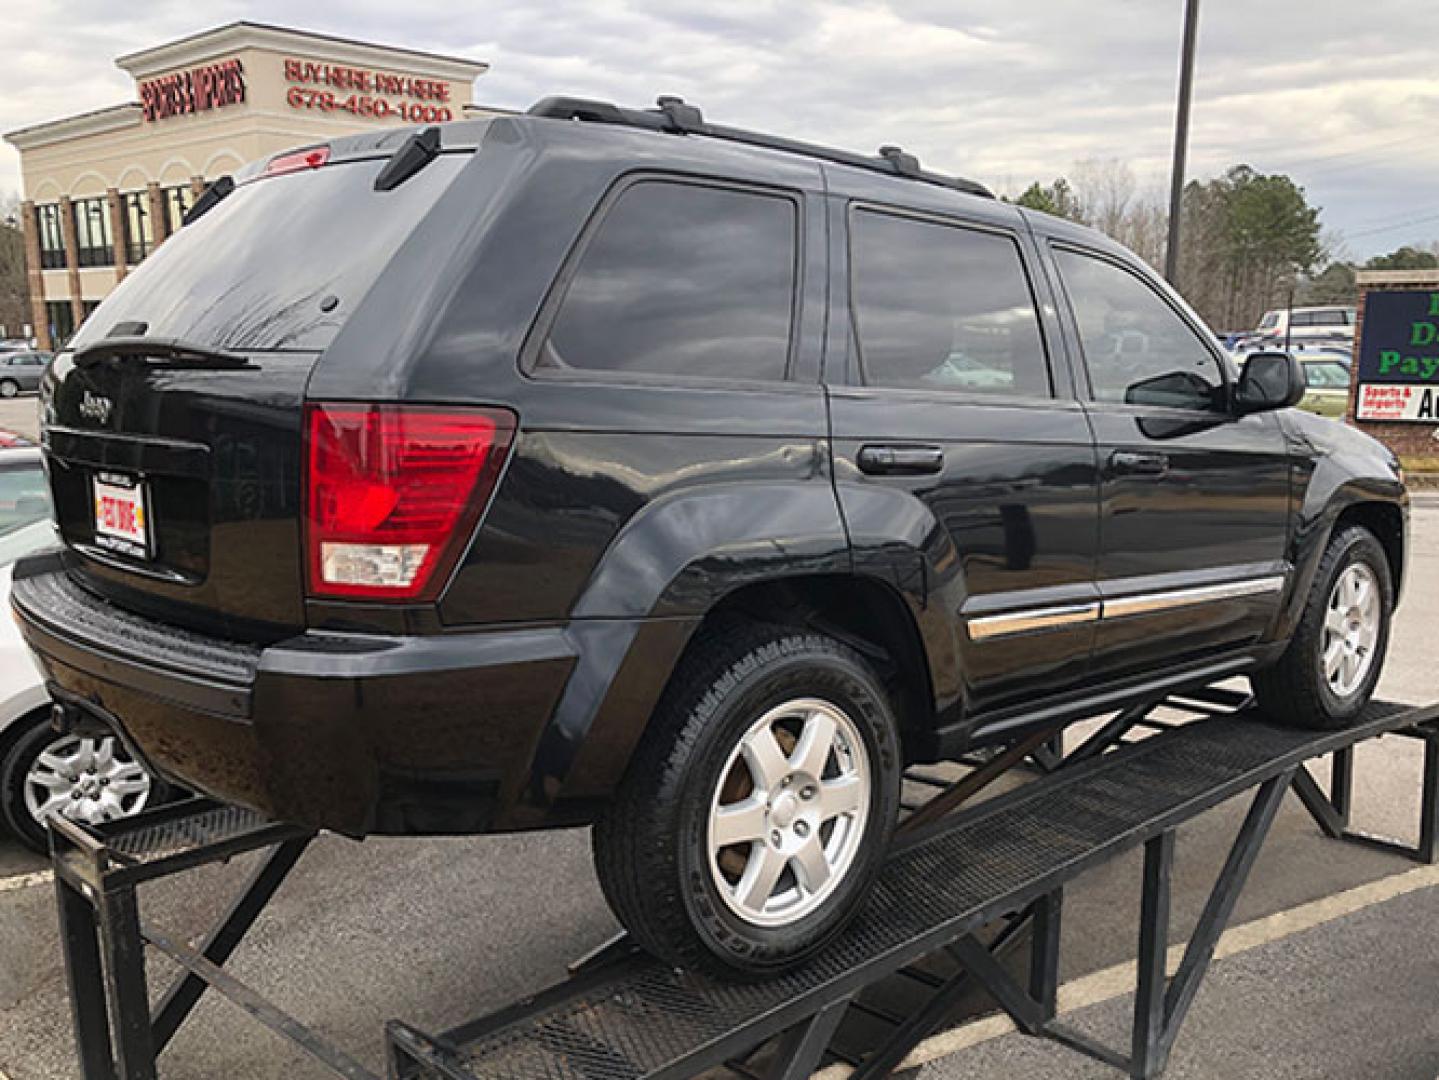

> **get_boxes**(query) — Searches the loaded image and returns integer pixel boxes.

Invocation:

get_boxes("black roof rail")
[526,94,994,199]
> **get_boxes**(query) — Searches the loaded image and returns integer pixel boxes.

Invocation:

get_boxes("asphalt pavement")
[0,391,1434,1079]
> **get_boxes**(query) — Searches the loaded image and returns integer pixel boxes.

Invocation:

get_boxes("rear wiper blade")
[72,336,253,370]
[374,126,441,192]
[182,175,235,226]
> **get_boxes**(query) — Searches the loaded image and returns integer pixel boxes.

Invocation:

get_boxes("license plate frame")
[92,471,151,560]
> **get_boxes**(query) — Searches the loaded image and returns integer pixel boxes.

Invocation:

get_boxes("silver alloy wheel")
[706,697,871,928]
[1322,562,1381,699]
[22,733,153,829]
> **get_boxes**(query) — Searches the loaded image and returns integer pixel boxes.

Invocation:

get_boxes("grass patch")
[1400,455,1439,474]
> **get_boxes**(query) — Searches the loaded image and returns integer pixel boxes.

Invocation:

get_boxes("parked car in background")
[0,351,51,398]
[1247,306,1355,350]
[0,444,161,852]
[1295,354,1353,418]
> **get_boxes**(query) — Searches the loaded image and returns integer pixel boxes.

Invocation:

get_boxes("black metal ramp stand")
[47,693,1439,1080]
[45,800,380,1080]
[387,694,1439,1080]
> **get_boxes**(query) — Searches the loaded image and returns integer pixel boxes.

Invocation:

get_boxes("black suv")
[14,98,1406,975]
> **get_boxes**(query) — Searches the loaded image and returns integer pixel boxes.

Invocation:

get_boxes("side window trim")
[845,200,1058,402]
[520,170,807,387]
[1048,240,1231,411]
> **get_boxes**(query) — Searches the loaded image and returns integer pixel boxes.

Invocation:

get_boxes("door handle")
[1109,450,1169,476]
[857,445,945,476]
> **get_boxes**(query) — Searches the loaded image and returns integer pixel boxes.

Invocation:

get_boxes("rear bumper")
[12,554,578,835]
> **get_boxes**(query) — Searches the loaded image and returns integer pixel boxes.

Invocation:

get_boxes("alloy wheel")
[706,697,871,927]
[1322,563,1380,699]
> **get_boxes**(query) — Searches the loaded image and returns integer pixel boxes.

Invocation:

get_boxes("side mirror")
[1234,351,1304,415]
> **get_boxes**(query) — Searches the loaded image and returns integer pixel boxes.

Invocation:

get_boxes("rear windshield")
[68,154,468,353]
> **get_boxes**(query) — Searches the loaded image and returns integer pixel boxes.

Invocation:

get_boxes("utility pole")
[1164,0,1200,285]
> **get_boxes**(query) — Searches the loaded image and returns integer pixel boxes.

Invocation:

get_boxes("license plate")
[92,473,150,559]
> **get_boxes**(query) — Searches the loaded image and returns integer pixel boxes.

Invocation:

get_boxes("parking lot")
[0,382,1433,1079]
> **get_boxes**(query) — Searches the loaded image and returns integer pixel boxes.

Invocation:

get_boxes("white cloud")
[2,0,1436,257]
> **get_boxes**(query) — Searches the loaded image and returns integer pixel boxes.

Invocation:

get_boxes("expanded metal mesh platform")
[396,700,1426,1080]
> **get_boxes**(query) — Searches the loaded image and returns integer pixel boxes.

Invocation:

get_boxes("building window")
[122,192,154,264]
[164,185,193,235]
[36,204,66,269]
[46,301,75,347]
[72,198,114,268]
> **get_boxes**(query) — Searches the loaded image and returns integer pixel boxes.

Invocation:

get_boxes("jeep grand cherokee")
[13,97,1406,975]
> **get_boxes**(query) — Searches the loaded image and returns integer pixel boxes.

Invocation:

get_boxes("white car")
[1250,306,1355,348]
[0,451,160,852]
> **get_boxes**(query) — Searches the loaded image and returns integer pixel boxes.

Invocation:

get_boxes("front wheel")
[593,621,902,976]
[0,380,18,399]
[1252,525,1393,730]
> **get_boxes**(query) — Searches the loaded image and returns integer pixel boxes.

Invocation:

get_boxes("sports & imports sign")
[1355,289,1439,422]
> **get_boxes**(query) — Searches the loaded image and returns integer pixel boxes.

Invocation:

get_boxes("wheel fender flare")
[1274,471,1405,644]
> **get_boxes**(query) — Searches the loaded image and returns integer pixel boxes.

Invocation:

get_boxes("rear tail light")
[304,404,516,601]
[264,145,330,177]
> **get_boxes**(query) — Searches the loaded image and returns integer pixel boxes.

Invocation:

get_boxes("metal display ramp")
[45,689,1439,1080]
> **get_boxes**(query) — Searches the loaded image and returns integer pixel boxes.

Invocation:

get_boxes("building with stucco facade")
[4,22,492,348]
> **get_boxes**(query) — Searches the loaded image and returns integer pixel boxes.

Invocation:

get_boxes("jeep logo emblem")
[79,390,113,424]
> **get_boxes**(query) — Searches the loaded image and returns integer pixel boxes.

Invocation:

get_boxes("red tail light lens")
[265,145,330,177]
[304,404,517,601]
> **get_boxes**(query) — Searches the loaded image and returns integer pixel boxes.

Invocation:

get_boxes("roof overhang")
[4,103,143,151]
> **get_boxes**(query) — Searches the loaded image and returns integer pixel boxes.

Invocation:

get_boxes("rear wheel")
[1252,525,1392,729]
[0,380,17,399]
[593,621,901,975]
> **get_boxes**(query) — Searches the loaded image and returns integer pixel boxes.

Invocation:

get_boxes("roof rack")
[526,94,994,199]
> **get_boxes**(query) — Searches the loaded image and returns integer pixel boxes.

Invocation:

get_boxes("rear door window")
[66,155,469,353]
[1055,248,1225,411]
[849,210,1050,397]
[538,179,797,382]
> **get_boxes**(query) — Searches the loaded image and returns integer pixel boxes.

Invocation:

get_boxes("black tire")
[1252,525,1393,730]
[0,714,165,853]
[593,620,902,976]
[0,380,17,399]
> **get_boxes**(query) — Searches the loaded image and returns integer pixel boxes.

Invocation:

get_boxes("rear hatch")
[44,138,471,640]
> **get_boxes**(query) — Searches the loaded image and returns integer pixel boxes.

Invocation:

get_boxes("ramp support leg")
[1130,831,1174,1077]
[1041,772,1293,1079]
[1293,727,1439,864]
[764,998,850,1080]
[1029,888,1063,1021]
[95,884,157,1080]
[1130,770,1294,1078]
[55,871,117,1080]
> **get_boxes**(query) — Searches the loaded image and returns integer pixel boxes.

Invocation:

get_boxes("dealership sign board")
[1354,290,1439,422]
[139,59,246,122]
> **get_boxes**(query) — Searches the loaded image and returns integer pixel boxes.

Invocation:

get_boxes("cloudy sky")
[3,0,1437,260]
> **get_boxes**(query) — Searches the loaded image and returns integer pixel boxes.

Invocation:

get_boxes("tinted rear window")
[68,155,467,353]
[851,210,1050,397]
[538,180,797,382]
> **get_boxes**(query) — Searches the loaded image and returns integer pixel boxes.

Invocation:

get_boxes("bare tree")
[1070,158,1135,240]
[0,192,31,340]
